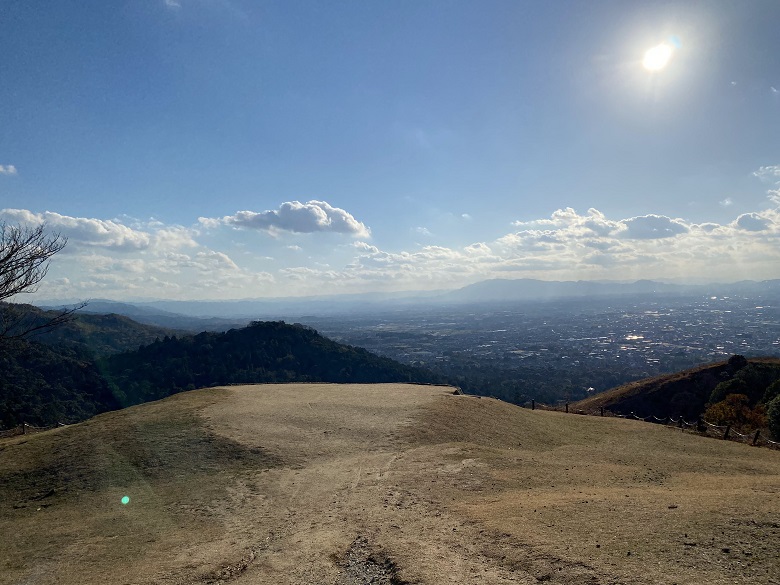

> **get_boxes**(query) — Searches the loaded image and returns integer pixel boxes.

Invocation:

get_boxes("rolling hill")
[2,303,179,357]
[572,355,780,419]
[2,383,778,584]
[0,318,441,429]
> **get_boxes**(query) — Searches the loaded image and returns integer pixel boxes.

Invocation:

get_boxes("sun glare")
[642,43,673,71]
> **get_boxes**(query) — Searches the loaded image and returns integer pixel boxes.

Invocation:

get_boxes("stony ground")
[1,383,779,584]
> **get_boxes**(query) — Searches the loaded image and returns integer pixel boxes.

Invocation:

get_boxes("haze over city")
[2,1,779,300]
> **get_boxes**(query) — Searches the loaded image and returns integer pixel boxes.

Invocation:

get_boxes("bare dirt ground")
[2,383,779,584]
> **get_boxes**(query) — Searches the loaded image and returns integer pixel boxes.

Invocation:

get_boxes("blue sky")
[2,0,780,300]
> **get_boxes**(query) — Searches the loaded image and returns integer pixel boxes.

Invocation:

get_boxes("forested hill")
[101,321,443,407]
[0,340,119,429]
[0,319,443,429]
[2,302,179,357]
[572,355,780,421]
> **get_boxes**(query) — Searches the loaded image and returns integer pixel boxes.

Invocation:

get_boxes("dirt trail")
[2,383,779,585]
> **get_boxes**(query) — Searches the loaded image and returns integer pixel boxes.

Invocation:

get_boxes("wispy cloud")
[752,165,780,182]
[719,197,733,207]
[0,165,17,176]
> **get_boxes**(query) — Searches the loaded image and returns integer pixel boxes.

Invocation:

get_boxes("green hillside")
[101,321,443,407]
[0,340,119,428]
[0,319,441,429]
[2,303,179,357]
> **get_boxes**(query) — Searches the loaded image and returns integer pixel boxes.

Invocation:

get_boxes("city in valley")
[299,294,780,404]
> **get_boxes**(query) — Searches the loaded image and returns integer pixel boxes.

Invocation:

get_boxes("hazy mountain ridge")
[39,278,780,323]
[443,278,780,303]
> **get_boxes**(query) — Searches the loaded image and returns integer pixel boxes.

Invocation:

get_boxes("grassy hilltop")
[2,383,779,585]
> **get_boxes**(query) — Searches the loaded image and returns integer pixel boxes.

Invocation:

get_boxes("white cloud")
[1,209,152,250]
[15,200,780,301]
[735,212,773,232]
[164,0,181,8]
[200,200,370,238]
[719,197,733,207]
[415,227,432,236]
[0,165,17,175]
[618,214,689,239]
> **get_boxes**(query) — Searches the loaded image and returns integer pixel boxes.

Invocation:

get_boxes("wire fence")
[0,422,67,439]
[527,400,780,450]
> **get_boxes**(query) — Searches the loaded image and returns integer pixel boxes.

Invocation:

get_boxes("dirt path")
[2,383,779,584]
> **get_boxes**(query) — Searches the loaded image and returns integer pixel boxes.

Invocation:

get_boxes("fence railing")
[526,400,779,450]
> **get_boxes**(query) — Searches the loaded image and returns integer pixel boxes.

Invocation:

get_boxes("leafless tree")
[0,222,84,341]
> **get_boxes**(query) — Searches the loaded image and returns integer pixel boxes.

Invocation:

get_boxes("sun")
[642,43,674,71]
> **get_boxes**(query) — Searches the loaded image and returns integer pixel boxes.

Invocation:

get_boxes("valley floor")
[2,383,779,584]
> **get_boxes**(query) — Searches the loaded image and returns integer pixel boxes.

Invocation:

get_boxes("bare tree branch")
[0,222,67,302]
[0,221,82,342]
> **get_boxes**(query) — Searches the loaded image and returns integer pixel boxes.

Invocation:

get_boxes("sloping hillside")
[2,384,778,585]
[0,340,118,428]
[572,356,780,418]
[1,319,440,429]
[4,303,179,357]
[101,321,442,407]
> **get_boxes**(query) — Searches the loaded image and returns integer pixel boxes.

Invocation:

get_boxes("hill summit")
[2,383,779,584]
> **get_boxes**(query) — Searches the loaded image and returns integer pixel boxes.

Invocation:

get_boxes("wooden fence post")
[723,425,730,440]
[565,403,569,414]
[22,422,26,435]
[531,400,535,410]
[753,430,761,446]
[600,407,604,417]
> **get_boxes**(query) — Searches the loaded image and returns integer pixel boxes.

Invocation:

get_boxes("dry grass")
[2,384,779,584]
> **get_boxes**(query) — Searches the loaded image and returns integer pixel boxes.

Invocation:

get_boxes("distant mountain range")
[443,278,780,303]
[39,278,780,326]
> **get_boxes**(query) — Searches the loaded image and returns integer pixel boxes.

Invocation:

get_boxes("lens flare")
[643,43,673,71]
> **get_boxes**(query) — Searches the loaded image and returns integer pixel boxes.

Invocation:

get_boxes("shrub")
[768,395,780,441]
[709,378,748,405]
[704,393,767,432]
[764,379,780,404]
[728,354,748,370]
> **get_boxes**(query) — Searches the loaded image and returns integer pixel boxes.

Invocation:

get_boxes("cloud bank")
[3,191,780,300]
